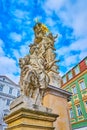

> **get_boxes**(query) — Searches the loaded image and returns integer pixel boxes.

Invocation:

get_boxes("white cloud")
[43,0,87,74]
[46,17,55,27]
[56,37,87,74]
[20,45,29,56]
[12,9,29,19]
[6,73,20,84]
[57,38,87,58]
[9,32,22,42]
[10,44,30,83]
[13,50,21,61]
[0,56,19,73]
[56,46,70,57]
[0,38,19,83]
[0,56,20,83]
[79,51,87,60]
[44,0,87,38]
[12,41,29,62]
[70,38,87,52]
[63,55,78,66]
[0,47,4,56]
[0,39,4,46]
[44,0,65,13]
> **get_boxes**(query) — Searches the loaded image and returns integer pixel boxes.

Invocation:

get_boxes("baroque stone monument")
[4,23,60,130]
[18,23,61,106]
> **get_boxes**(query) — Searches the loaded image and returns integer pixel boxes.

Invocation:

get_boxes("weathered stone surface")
[4,108,58,130]
[10,95,52,113]
[19,22,61,106]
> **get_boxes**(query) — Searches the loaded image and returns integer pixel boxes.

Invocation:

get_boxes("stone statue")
[19,22,61,106]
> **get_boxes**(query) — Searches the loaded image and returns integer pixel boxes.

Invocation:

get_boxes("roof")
[62,56,87,78]
[61,56,87,86]
[0,75,19,87]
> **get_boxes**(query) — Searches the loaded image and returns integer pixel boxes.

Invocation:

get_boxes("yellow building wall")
[43,93,71,130]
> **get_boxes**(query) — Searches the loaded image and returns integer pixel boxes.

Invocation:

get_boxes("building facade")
[61,57,87,130]
[0,75,20,130]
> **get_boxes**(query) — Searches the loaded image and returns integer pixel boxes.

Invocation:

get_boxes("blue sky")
[0,0,87,83]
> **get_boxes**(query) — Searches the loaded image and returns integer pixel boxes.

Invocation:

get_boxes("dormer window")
[62,76,67,84]
[74,66,80,75]
[68,71,73,80]
[85,58,87,65]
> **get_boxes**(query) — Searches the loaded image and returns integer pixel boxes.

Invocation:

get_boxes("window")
[74,66,80,75]
[3,78,5,81]
[17,90,20,97]
[85,101,87,106]
[9,87,13,94]
[79,80,86,90]
[69,108,74,118]
[62,76,67,84]
[76,105,82,116]
[85,58,87,65]
[6,99,11,106]
[68,71,73,80]
[0,84,4,91]
[72,86,77,94]
[84,101,87,112]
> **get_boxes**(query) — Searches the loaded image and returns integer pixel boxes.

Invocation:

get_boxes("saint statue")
[19,22,61,106]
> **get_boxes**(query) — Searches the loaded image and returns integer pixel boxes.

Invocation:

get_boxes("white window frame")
[74,66,80,75]
[9,87,13,94]
[6,99,11,106]
[69,108,74,118]
[72,85,77,95]
[62,76,67,84]
[68,71,73,80]
[84,101,87,112]
[76,104,82,116]
[85,58,87,65]
[0,84,4,91]
[79,80,86,90]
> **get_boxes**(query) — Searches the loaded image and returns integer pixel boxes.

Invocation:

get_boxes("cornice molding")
[0,75,19,87]
[45,85,72,101]
[62,70,87,88]
[0,92,16,99]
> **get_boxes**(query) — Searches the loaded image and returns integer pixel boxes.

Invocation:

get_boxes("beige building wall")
[43,86,72,130]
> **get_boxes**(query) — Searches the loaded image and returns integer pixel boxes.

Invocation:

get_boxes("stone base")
[4,107,58,130]
[10,95,52,113]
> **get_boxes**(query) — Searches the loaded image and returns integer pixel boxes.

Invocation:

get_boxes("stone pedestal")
[4,107,58,130]
[4,96,58,130]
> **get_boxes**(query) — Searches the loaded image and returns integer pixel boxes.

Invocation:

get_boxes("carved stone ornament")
[19,22,61,106]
